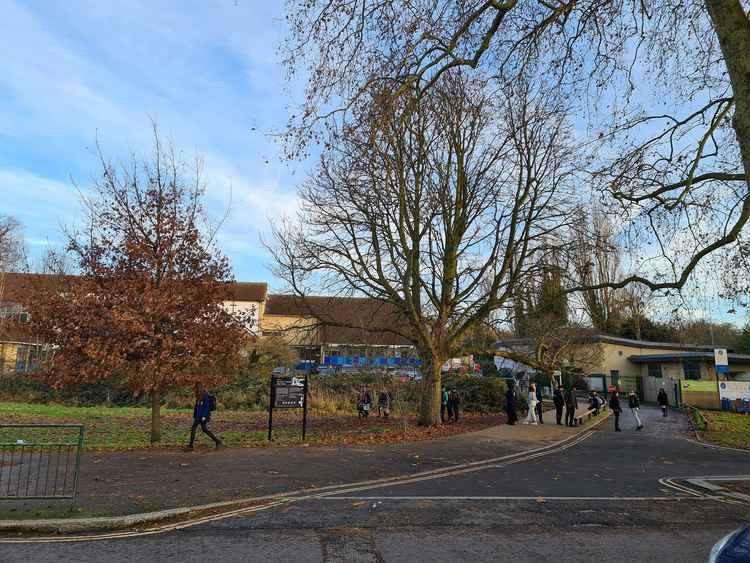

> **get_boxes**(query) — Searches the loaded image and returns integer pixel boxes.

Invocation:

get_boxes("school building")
[0,273,414,375]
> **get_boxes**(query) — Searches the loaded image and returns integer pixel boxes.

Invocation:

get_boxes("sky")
[0,0,306,287]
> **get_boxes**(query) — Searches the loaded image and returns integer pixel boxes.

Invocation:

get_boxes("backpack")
[208,394,217,412]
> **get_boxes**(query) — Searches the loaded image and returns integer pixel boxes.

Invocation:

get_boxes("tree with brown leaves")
[30,128,252,443]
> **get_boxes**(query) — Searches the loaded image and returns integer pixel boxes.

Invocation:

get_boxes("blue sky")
[0,0,307,286]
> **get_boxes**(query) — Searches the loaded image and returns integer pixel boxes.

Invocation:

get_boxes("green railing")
[0,424,84,501]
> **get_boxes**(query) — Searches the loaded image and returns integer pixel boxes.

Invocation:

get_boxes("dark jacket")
[657,390,669,406]
[193,393,211,421]
[553,389,564,407]
[506,387,516,409]
[628,394,640,409]
[536,387,543,403]
[564,388,576,408]
[609,395,621,412]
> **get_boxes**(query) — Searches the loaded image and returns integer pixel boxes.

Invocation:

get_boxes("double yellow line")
[1,421,608,544]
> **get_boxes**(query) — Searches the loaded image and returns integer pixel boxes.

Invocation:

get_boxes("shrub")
[442,374,507,413]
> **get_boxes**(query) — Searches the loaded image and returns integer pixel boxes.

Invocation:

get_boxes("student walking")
[628,391,643,430]
[524,383,538,425]
[185,383,222,450]
[553,384,565,425]
[450,389,461,422]
[657,388,669,417]
[609,390,622,432]
[506,383,518,425]
[535,384,544,424]
[564,386,577,427]
[441,387,449,423]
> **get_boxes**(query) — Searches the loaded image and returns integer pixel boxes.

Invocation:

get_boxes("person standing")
[377,389,391,418]
[609,390,622,432]
[628,391,643,430]
[536,383,544,424]
[450,389,461,422]
[524,383,538,425]
[564,386,577,427]
[553,384,565,425]
[441,387,449,423]
[657,388,669,417]
[358,387,372,419]
[185,383,222,450]
[506,383,518,425]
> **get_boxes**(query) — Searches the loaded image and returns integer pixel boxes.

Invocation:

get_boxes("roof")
[494,334,721,353]
[226,282,267,303]
[0,272,268,304]
[629,352,750,364]
[0,272,74,304]
[591,334,718,352]
[265,294,413,346]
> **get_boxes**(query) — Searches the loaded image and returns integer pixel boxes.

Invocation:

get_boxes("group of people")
[504,382,577,426]
[358,388,392,419]
[441,387,462,423]
[606,390,645,431]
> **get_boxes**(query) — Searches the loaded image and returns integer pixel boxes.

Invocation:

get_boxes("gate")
[0,424,84,502]
[610,375,642,398]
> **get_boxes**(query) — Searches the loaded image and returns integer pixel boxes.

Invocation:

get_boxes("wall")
[261,314,319,347]
[223,300,262,334]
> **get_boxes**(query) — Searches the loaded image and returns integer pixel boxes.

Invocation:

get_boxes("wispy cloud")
[0,0,306,282]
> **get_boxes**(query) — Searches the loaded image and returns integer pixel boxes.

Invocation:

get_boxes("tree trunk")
[150,389,161,444]
[706,0,750,192]
[418,357,442,426]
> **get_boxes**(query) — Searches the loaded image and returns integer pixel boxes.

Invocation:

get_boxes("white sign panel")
[714,348,728,367]
[719,381,750,402]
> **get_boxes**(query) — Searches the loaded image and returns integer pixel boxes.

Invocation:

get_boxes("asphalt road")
[4,406,750,562]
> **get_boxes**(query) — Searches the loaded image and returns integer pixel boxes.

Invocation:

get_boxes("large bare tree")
[282,0,749,294]
[271,74,584,425]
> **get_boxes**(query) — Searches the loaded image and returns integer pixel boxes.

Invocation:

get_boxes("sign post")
[267,374,308,441]
[714,348,729,409]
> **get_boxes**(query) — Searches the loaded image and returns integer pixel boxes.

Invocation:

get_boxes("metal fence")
[0,424,84,501]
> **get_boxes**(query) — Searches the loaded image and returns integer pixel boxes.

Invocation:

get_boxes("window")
[647,364,663,378]
[683,362,701,380]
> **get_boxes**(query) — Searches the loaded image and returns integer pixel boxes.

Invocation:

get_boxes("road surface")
[4,405,749,562]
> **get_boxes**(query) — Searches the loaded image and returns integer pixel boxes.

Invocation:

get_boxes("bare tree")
[282,0,749,295]
[270,74,584,425]
[0,216,24,274]
[571,207,626,333]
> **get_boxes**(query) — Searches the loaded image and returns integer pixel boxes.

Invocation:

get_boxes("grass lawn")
[0,402,501,451]
[697,409,750,449]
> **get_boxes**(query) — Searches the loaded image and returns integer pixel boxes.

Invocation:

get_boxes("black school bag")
[208,394,217,412]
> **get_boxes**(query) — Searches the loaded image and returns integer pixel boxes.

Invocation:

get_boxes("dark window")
[683,362,701,380]
[647,364,663,378]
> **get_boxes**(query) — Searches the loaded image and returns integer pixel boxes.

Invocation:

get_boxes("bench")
[573,402,608,427]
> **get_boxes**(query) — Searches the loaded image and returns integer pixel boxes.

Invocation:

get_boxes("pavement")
[3,403,594,517]
[6,405,750,561]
